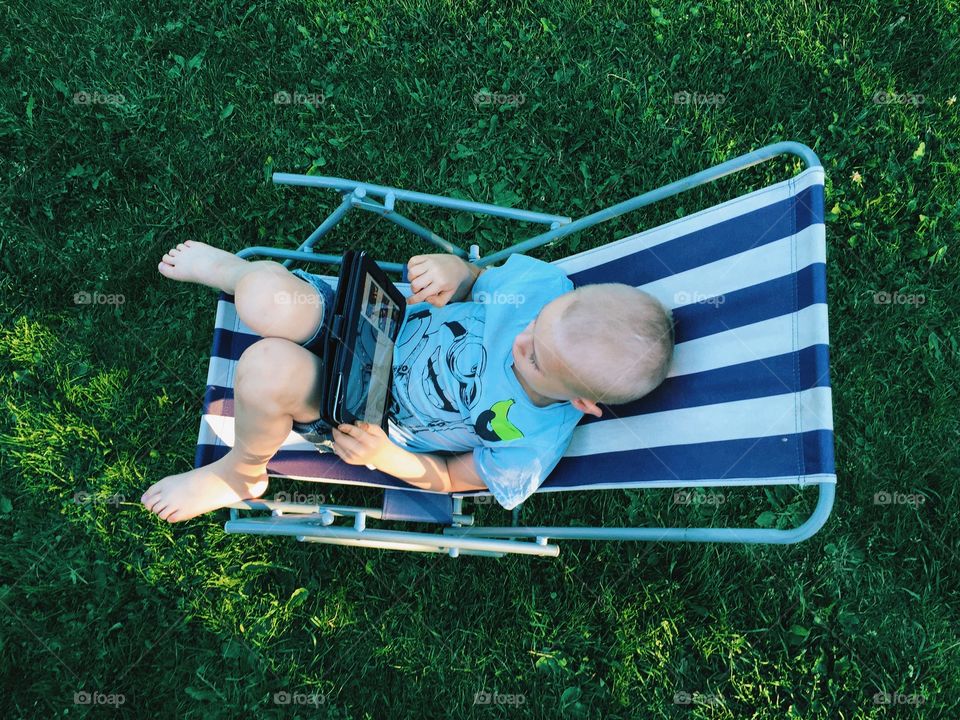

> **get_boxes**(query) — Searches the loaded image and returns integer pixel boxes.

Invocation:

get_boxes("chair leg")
[442,483,836,546]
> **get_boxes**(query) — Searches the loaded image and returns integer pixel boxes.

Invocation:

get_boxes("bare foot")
[157,239,248,292]
[141,454,269,523]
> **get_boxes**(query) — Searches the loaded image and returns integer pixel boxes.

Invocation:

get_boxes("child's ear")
[571,397,603,418]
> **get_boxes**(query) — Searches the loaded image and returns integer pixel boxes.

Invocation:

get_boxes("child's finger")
[339,423,374,445]
[360,421,386,437]
[358,420,380,435]
[433,289,454,306]
[333,426,355,445]
[406,257,429,279]
[407,265,426,282]
[409,273,434,294]
[407,282,438,305]
[332,428,361,457]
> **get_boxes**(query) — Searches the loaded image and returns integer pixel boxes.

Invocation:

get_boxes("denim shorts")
[288,268,338,451]
[289,268,336,355]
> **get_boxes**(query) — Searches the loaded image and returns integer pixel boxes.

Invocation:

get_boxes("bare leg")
[157,239,278,294]
[141,338,324,522]
[158,239,325,343]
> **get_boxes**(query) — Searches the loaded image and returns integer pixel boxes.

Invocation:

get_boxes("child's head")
[511,284,674,417]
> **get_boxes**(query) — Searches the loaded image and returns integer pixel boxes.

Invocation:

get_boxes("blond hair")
[555,284,674,405]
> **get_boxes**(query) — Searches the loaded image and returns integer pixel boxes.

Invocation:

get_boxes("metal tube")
[225,517,560,556]
[443,483,835,545]
[272,173,571,226]
[350,196,468,257]
[296,535,506,557]
[477,141,823,266]
[235,246,405,275]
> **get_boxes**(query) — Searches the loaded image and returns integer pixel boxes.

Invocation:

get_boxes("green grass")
[1,0,959,717]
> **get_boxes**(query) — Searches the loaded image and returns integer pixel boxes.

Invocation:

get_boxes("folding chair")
[196,141,835,558]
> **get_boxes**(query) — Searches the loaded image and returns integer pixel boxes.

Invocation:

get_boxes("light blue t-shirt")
[386,253,585,509]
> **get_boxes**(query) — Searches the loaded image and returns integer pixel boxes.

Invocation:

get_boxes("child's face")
[511,294,578,404]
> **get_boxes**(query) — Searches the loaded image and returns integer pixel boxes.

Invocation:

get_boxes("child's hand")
[406,254,479,307]
[331,421,395,469]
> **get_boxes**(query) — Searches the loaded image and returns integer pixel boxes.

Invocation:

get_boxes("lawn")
[1,0,958,718]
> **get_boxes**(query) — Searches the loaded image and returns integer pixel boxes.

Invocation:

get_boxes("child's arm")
[405,254,488,307]
[332,422,489,493]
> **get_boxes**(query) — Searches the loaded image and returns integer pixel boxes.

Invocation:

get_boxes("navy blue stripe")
[803,426,836,476]
[194,443,424,488]
[544,429,834,488]
[795,180,824,230]
[200,345,829,425]
[671,264,826,344]
[209,265,828,365]
[584,345,831,421]
[211,326,261,361]
[567,185,822,288]
[209,265,828,357]
[382,489,453,523]
[196,428,835,487]
[201,387,235,417]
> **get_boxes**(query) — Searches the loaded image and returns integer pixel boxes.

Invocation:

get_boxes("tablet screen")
[343,274,402,424]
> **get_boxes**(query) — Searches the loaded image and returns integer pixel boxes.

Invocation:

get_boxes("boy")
[141,241,674,522]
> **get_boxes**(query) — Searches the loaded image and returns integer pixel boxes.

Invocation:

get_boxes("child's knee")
[234,265,323,342]
[235,338,316,405]
[234,264,291,312]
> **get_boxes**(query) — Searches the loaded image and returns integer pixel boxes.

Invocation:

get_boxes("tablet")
[320,251,406,430]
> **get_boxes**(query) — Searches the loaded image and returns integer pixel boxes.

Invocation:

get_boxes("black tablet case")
[299,250,406,452]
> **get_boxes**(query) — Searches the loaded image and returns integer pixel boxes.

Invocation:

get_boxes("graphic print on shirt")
[474,398,524,442]
[388,308,486,439]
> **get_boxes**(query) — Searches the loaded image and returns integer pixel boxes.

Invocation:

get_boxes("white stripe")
[669,303,829,377]
[206,355,237,389]
[205,299,830,428]
[201,387,835,465]
[641,226,825,309]
[554,166,824,275]
[197,413,325,452]
[537,474,836,491]
[205,303,829,394]
[199,385,836,457]
[565,386,833,456]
